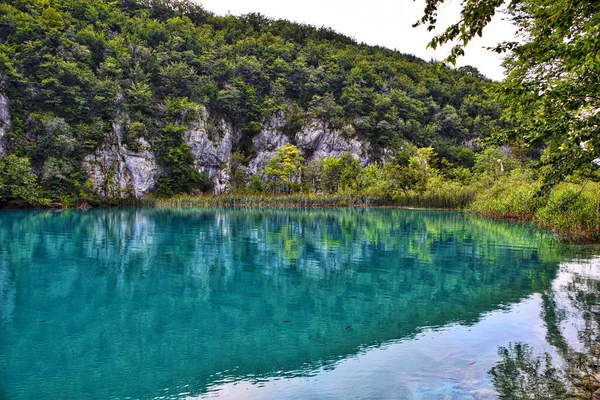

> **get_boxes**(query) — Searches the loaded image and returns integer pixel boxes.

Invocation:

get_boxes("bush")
[536,183,600,241]
[0,154,49,206]
[471,168,543,220]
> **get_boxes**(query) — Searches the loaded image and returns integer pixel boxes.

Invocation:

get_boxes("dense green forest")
[0,0,598,241]
[0,0,503,197]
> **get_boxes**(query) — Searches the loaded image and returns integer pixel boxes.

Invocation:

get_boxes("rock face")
[247,114,289,176]
[85,110,374,196]
[84,111,159,199]
[183,111,239,194]
[123,140,159,197]
[247,116,371,177]
[2,93,376,196]
[294,120,370,165]
[0,91,9,158]
[181,112,372,193]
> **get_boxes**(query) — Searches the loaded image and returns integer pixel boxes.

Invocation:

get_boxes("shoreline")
[3,193,598,244]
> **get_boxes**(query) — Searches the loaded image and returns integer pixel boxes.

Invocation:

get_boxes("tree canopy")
[417,0,600,186]
[0,0,504,204]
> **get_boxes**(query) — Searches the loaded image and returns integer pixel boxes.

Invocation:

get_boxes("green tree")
[474,146,517,181]
[265,144,305,194]
[247,175,264,193]
[157,144,211,196]
[0,154,46,206]
[417,0,600,186]
[40,7,64,32]
[313,153,363,195]
[227,151,248,193]
[408,147,437,194]
[320,156,345,194]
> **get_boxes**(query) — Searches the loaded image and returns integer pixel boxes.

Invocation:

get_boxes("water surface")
[0,208,593,399]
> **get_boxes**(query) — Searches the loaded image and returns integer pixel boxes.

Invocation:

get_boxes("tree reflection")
[0,208,586,399]
[490,257,600,399]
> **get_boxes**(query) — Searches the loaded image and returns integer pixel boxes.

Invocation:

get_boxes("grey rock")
[294,120,370,165]
[123,139,159,197]
[84,111,159,199]
[0,91,10,158]
[84,109,379,196]
[183,108,240,194]
[248,114,290,176]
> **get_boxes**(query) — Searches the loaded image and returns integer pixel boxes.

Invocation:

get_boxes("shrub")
[536,183,600,241]
[471,168,543,220]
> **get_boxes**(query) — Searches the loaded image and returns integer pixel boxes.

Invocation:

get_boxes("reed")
[122,189,473,210]
[471,170,600,242]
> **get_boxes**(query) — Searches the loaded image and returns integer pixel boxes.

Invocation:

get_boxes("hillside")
[0,0,503,201]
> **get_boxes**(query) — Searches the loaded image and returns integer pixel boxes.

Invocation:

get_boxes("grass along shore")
[123,176,600,244]
[124,190,475,210]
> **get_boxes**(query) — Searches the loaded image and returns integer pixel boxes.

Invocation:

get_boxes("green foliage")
[247,175,264,194]
[474,146,518,182]
[227,151,248,193]
[319,152,360,193]
[471,169,600,242]
[156,144,212,196]
[265,144,305,194]
[0,0,503,207]
[408,147,436,194]
[471,168,543,220]
[2,0,596,230]
[0,154,47,206]
[535,183,600,242]
[417,0,600,186]
[489,343,568,400]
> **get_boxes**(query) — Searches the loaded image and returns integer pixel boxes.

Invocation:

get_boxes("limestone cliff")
[84,104,159,200]
[0,91,375,197]
[90,109,373,197]
[0,90,9,158]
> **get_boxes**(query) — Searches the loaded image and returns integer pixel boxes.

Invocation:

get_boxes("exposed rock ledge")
[85,109,372,197]
[0,91,10,158]
[84,115,159,200]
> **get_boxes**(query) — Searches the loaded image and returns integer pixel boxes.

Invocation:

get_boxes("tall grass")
[535,183,600,242]
[471,169,600,242]
[126,193,364,208]
[122,169,600,243]
[470,169,543,220]
[393,180,476,209]
[122,188,473,210]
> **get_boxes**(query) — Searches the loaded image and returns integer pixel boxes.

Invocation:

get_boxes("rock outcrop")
[84,108,159,199]
[85,110,374,196]
[294,120,370,165]
[183,111,239,194]
[0,91,9,158]
[247,116,371,176]
[2,93,376,197]
[247,114,289,176]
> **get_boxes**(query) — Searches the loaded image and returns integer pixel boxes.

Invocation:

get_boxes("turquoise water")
[0,207,593,399]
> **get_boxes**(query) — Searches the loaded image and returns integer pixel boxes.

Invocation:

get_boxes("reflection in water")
[0,207,587,399]
[490,256,600,399]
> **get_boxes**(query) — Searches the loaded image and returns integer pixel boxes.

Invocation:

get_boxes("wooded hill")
[0,0,504,201]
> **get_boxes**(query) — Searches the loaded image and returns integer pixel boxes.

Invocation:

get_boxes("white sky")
[197,0,516,81]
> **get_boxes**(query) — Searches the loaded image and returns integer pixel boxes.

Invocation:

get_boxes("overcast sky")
[197,0,516,81]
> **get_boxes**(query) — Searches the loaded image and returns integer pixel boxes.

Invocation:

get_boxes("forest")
[0,0,598,241]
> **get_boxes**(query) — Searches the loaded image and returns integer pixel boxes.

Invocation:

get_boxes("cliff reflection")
[0,208,577,399]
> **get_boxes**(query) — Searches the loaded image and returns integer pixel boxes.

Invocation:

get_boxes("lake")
[0,207,598,399]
